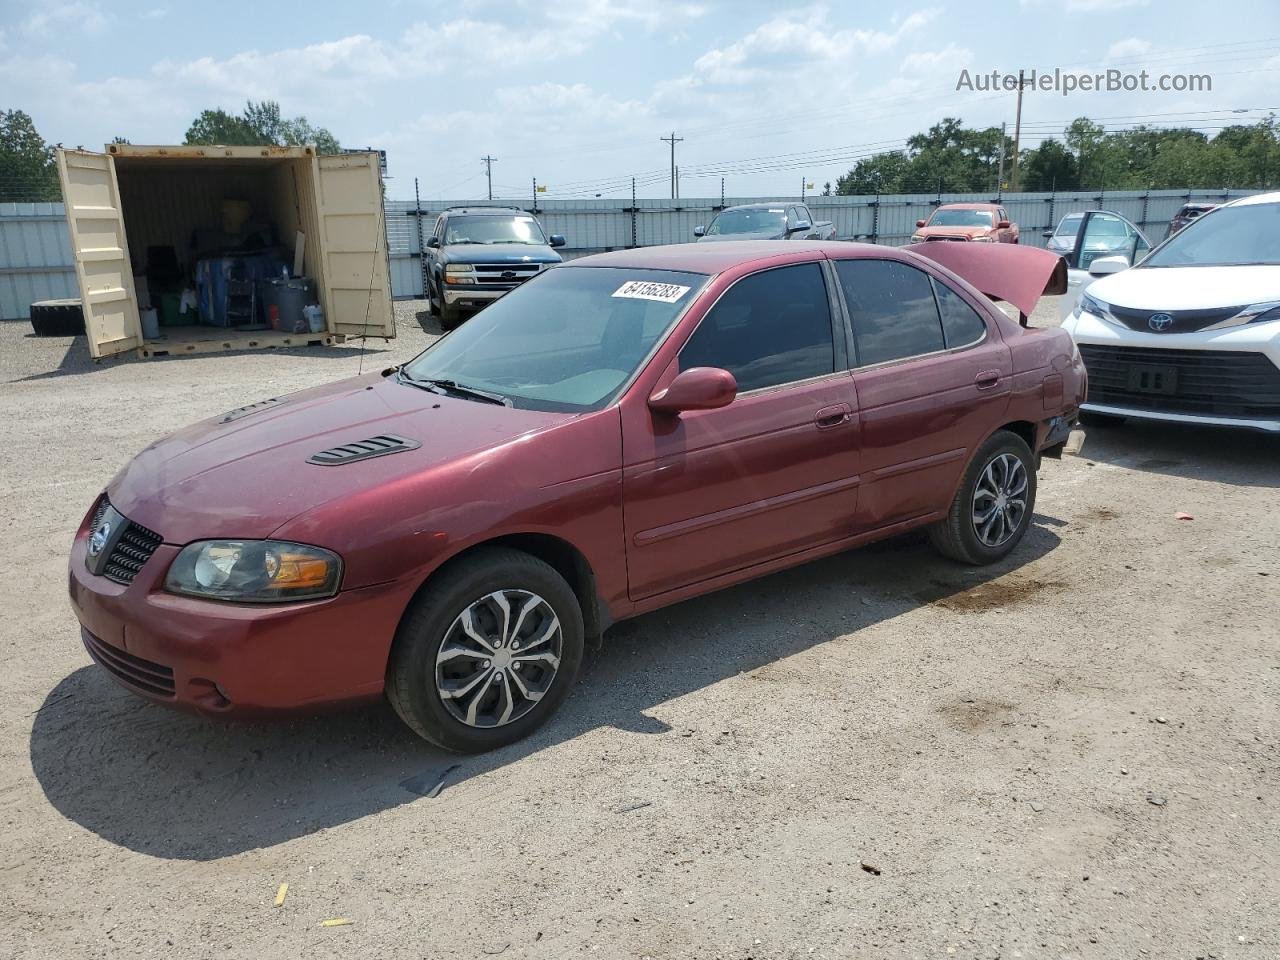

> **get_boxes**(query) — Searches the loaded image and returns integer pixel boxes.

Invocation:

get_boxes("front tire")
[386,548,585,753]
[929,430,1037,565]
[439,301,464,331]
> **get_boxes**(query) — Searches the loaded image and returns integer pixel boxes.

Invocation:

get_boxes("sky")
[2,0,1279,201]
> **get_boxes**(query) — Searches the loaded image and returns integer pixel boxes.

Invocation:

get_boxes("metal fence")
[0,188,1261,318]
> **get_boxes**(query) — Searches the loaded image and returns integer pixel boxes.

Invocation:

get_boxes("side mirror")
[997,220,1012,229]
[426,236,440,248]
[549,235,566,248]
[648,367,738,415]
[1088,255,1130,277]
[916,219,927,228]
[788,219,812,234]
[693,225,706,237]
[1041,229,1054,239]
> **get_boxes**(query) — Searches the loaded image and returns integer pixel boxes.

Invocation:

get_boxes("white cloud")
[142,7,167,19]
[21,1,109,36]
[691,6,938,85]
[1106,37,1152,59]
[1065,0,1149,10]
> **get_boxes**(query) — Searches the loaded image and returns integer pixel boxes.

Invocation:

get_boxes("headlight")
[1238,301,1280,325]
[1079,291,1110,320]
[166,540,342,603]
[970,236,993,242]
[444,264,474,274]
[910,234,924,243]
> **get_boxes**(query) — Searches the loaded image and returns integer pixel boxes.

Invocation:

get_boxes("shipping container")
[55,144,394,359]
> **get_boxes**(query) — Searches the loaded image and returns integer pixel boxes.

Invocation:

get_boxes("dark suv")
[425,207,566,329]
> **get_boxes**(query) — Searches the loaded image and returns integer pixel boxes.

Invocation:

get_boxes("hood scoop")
[220,398,283,423]
[307,434,422,466]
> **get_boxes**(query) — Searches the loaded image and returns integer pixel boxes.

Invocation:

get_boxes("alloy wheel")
[971,452,1028,548]
[434,590,563,729]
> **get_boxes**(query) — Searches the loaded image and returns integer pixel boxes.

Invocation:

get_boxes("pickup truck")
[425,206,566,329]
[694,202,836,242]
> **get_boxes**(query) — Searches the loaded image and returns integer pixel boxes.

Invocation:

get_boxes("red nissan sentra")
[70,241,1083,753]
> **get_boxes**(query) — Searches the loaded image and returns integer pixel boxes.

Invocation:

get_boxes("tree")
[1018,140,1079,191]
[0,109,59,202]
[184,101,341,153]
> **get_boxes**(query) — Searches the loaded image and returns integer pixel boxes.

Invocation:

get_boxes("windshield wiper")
[396,370,510,406]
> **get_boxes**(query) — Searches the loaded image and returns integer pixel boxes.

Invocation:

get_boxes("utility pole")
[675,165,680,200]
[1010,71,1027,192]
[996,121,1007,194]
[661,131,683,200]
[481,155,496,200]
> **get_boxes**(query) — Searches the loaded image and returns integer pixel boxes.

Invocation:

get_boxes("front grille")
[1106,304,1243,334]
[90,497,163,585]
[1079,344,1280,419]
[473,263,543,288]
[82,628,175,698]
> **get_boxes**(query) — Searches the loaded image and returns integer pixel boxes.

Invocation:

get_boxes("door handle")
[814,403,851,429]
[975,370,1001,389]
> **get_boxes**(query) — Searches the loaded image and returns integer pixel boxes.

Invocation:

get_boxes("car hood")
[1088,263,1280,310]
[106,375,571,545]
[444,243,562,264]
[917,226,991,239]
[698,230,784,242]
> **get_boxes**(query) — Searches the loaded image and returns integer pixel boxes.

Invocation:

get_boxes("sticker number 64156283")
[611,280,691,303]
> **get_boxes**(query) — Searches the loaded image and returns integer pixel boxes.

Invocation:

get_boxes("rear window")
[836,260,945,366]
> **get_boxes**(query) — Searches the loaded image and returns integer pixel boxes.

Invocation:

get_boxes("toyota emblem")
[1148,312,1174,332]
[88,521,111,557]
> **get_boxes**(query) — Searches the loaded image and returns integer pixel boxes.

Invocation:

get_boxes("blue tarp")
[195,253,287,327]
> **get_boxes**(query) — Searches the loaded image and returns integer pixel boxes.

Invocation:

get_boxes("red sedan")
[70,241,1083,753]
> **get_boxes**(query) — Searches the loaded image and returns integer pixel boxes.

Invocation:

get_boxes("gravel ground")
[1,297,1277,960]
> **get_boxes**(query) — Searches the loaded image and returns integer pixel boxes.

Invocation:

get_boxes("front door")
[833,257,1011,530]
[623,261,861,600]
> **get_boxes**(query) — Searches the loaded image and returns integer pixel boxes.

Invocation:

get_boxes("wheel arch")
[404,533,609,642]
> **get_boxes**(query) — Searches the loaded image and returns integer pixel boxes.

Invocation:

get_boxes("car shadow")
[30,522,1062,861]
[1077,419,1280,488]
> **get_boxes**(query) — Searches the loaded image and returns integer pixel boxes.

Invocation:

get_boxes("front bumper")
[442,286,509,307]
[68,524,413,716]
[1062,308,1280,432]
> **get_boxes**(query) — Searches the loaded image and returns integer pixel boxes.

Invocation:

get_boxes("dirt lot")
[1,298,1277,960]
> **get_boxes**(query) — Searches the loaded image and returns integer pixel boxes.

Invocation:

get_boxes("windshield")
[402,267,707,411]
[928,208,994,228]
[1141,202,1279,268]
[444,215,547,245]
[709,208,786,236]
[1054,215,1083,237]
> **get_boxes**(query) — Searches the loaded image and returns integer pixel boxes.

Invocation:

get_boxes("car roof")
[1224,191,1280,208]
[721,202,794,210]
[936,202,1000,210]
[442,206,531,216]
[565,240,878,273]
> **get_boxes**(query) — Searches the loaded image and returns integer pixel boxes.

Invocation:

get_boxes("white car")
[1061,192,1280,433]
[1054,210,1152,323]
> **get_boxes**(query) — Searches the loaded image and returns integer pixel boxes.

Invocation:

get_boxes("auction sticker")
[612,280,691,303]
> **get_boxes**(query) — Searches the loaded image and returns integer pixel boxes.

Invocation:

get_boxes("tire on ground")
[929,429,1038,566]
[29,300,86,337]
[386,546,585,753]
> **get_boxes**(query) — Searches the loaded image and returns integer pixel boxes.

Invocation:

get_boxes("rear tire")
[929,430,1037,566]
[386,548,585,753]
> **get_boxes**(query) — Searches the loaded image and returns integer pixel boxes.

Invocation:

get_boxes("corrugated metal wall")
[0,203,77,320]
[2,189,1261,316]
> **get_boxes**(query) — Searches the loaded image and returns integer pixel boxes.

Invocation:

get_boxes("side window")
[836,259,945,366]
[432,217,445,242]
[797,205,812,224]
[678,263,835,393]
[932,279,988,348]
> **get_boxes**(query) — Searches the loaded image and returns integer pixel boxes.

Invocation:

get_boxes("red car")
[912,203,1019,244]
[70,240,1082,753]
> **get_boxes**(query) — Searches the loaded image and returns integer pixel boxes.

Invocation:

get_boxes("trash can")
[262,278,314,333]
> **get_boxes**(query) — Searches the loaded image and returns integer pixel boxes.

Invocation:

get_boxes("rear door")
[55,149,141,359]
[314,152,395,339]
[835,257,1011,530]
[623,261,861,600]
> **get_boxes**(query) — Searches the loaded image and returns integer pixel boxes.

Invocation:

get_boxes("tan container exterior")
[56,144,394,359]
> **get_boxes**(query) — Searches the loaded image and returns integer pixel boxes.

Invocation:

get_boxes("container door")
[314,153,395,339]
[55,149,141,358]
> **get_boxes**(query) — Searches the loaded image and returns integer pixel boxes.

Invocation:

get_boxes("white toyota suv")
[1061,192,1280,433]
